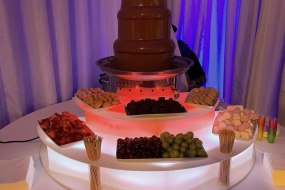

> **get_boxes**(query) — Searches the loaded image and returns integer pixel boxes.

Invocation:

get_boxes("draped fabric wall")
[0,0,284,129]
[0,0,120,128]
[171,0,285,122]
[244,0,285,119]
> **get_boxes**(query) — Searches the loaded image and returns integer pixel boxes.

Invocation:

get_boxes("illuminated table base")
[40,145,255,190]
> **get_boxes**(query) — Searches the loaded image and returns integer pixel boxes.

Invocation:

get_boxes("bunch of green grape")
[160,131,208,158]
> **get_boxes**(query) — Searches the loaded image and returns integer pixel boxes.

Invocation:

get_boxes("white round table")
[0,100,284,190]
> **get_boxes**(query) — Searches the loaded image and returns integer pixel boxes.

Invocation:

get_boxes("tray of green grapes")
[116,131,208,160]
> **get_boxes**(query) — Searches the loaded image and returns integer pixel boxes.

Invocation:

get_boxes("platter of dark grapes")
[125,97,187,117]
[116,131,208,160]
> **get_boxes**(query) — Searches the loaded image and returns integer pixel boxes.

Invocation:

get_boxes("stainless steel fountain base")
[96,56,193,81]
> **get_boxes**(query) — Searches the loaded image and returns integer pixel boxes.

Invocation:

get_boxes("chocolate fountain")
[97,0,192,103]
[37,2,257,188]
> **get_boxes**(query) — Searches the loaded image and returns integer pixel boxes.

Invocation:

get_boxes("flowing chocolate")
[113,0,175,72]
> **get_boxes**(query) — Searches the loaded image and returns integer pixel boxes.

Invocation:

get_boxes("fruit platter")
[125,97,187,116]
[38,112,94,146]
[116,131,207,159]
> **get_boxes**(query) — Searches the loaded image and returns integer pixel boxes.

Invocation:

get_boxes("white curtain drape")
[0,0,120,128]
[0,0,284,129]
[244,0,285,119]
[279,66,285,126]
[230,0,285,121]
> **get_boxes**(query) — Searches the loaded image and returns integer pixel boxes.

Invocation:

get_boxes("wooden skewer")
[83,135,103,190]
[219,159,231,184]
[219,129,235,154]
[90,165,101,190]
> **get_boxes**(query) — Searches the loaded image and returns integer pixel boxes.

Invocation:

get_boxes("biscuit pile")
[75,88,120,109]
[185,87,219,106]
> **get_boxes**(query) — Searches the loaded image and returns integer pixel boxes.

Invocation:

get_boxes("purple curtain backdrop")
[1,0,284,129]
[175,0,242,102]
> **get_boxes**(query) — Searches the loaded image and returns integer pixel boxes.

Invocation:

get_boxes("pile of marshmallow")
[212,105,258,140]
